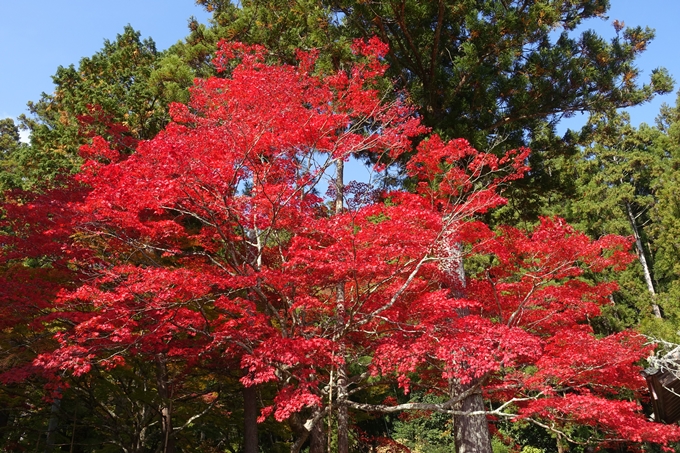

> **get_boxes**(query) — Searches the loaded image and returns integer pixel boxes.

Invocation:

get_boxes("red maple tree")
[5,39,679,452]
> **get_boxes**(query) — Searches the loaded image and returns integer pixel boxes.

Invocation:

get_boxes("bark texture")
[452,381,493,453]
[243,385,258,453]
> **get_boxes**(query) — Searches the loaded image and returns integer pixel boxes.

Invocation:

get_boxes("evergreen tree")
[189,0,674,221]
[644,93,680,340]
[0,118,28,191]
[17,26,194,188]
[567,112,665,320]
[561,95,680,344]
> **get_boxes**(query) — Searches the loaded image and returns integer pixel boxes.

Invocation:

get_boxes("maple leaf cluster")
[2,38,679,450]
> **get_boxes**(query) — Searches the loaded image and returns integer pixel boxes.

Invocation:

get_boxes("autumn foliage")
[2,38,680,451]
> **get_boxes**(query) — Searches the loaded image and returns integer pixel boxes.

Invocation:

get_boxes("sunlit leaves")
[3,37,678,450]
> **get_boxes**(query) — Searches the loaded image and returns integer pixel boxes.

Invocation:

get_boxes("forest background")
[4,1,680,452]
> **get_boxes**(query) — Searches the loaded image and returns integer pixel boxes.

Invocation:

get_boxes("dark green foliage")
[568,112,662,313]
[0,118,29,191]
[552,93,680,345]
[190,0,353,78]
[333,0,673,146]
[197,0,673,148]
[0,118,21,155]
[192,0,673,222]
[16,26,194,189]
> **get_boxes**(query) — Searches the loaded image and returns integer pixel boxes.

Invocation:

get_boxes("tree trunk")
[155,354,175,453]
[625,202,662,318]
[336,361,349,453]
[44,397,61,453]
[243,385,258,453]
[288,411,325,453]
[440,235,493,453]
[452,381,492,453]
[334,158,350,453]
[308,418,326,453]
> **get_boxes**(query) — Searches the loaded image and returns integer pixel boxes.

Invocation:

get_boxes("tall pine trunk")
[625,202,662,318]
[0,409,9,448]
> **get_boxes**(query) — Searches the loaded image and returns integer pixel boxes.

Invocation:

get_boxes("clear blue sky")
[1,1,679,136]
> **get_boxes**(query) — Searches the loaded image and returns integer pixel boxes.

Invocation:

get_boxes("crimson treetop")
[22,39,680,452]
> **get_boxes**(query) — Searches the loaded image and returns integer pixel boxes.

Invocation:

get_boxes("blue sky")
[1,1,679,137]
[0,1,210,127]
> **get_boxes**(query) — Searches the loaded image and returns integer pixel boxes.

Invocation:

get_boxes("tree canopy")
[4,1,680,451]
[3,36,680,453]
